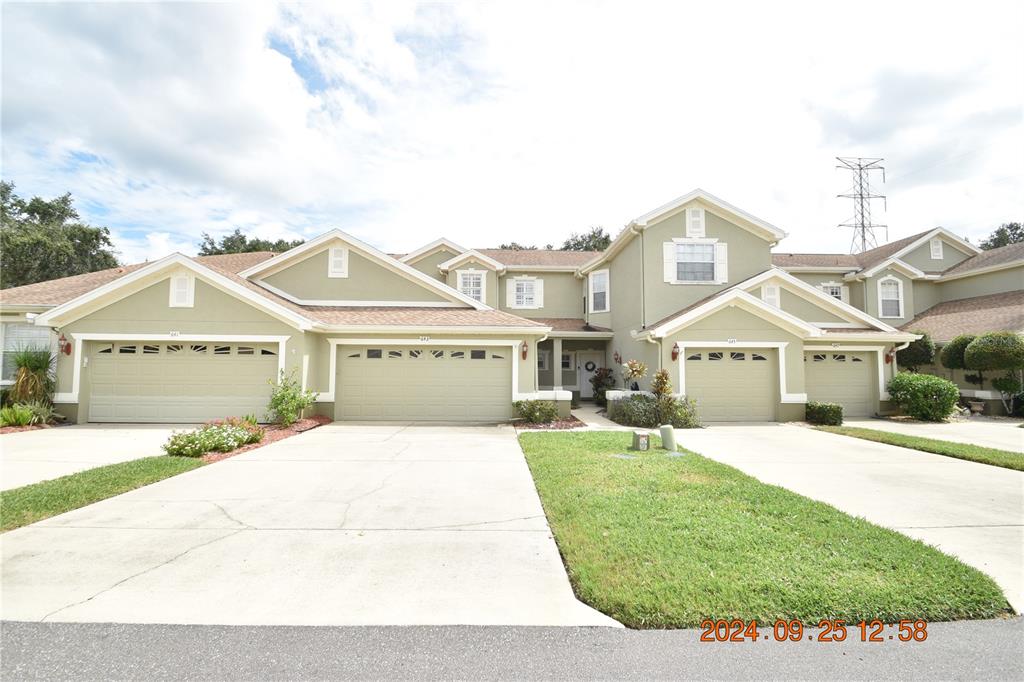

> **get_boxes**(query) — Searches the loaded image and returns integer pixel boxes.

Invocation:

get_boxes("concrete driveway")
[0,424,191,491]
[844,417,1023,453]
[679,424,1024,612]
[1,423,617,627]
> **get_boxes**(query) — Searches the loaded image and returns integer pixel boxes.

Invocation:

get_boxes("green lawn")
[816,425,1023,471]
[1,456,204,532]
[520,431,1009,628]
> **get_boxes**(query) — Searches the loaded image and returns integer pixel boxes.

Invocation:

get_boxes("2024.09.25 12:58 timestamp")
[700,619,929,643]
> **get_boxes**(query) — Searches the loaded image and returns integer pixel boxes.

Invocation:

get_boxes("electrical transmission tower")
[836,157,887,253]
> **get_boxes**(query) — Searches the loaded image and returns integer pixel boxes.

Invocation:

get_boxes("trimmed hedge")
[806,401,843,426]
[611,394,700,429]
[887,372,959,422]
[514,399,559,424]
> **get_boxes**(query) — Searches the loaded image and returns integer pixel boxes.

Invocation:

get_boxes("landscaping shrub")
[163,421,264,458]
[939,334,975,371]
[0,404,35,427]
[806,401,843,426]
[965,332,1024,414]
[651,369,672,397]
[621,359,648,390]
[8,346,54,403]
[612,394,700,429]
[513,399,559,424]
[896,332,935,371]
[589,367,616,406]
[887,372,960,422]
[267,370,318,426]
[20,400,57,426]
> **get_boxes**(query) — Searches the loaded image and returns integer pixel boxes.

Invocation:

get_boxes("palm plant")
[8,345,55,403]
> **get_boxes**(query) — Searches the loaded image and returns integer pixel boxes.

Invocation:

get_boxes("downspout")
[640,225,647,329]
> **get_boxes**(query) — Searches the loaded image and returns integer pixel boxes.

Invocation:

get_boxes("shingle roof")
[900,290,1024,343]
[941,242,1024,277]
[301,306,546,328]
[853,230,933,269]
[475,249,601,267]
[771,253,860,268]
[531,318,611,333]
[0,252,277,306]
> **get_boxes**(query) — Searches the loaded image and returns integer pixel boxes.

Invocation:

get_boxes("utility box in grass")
[631,431,650,451]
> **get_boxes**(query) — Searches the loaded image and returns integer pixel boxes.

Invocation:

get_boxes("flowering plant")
[621,359,648,381]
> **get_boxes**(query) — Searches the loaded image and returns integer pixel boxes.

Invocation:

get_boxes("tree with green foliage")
[939,334,976,371]
[0,181,119,289]
[964,332,1024,414]
[896,332,935,371]
[198,228,304,256]
[978,222,1023,250]
[496,242,539,250]
[561,226,611,251]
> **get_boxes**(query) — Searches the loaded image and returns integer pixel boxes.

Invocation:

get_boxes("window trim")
[537,349,551,371]
[877,275,904,319]
[589,269,610,313]
[168,273,195,308]
[327,246,349,278]
[509,276,539,309]
[1,321,54,385]
[929,238,944,260]
[457,269,486,303]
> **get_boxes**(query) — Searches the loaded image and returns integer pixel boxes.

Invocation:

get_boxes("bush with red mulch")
[516,415,585,431]
[200,414,332,463]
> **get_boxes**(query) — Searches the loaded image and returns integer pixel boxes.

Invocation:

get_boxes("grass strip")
[816,425,1022,471]
[520,431,1009,628]
[1,456,204,532]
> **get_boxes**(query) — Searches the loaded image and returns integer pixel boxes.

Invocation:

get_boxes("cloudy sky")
[2,1,1021,263]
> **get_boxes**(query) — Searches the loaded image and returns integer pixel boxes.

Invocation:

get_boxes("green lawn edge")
[816,425,1023,471]
[519,431,1010,629]
[1,456,204,532]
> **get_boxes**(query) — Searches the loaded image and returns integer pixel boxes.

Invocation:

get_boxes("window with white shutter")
[328,246,349,278]
[762,284,780,308]
[168,274,194,308]
[686,207,705,238]
[929,238,943,260]
[675,243,715,281]
[510,278,536,308]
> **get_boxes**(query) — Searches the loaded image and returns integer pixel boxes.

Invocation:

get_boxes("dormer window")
[878,276,903,318]
[929,238,944,260]
[168,274,194,308]
[328,246,349,278]
[458,270,484,302]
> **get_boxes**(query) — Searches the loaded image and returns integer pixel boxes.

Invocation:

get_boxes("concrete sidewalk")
[844,417,1023,453]
[0,424,191,490]
[679,423,1024,612]
[1,423,618,627]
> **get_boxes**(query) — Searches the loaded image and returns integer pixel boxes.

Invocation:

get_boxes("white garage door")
[88,341,278,423]
[684,349,776,421]
[804,351,874,417]
[337,345,512,422]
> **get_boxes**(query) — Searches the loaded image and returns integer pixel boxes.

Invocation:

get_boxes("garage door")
[804,351,874,417]
[337,345,512,422]
[88,341,278,423]
[684,349,776,421]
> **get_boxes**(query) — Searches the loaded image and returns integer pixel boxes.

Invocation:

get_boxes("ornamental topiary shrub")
[939,334,976,370]
[513,399,559,424]
[897,332,935,371]
[806,401,843,426]
[887,372,960,422]
[965,332,1024,414]
[612,394,700,429]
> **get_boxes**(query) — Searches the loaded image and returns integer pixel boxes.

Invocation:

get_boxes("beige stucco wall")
[912,280,940,315]
[937,266,1024,301]
[445,259,499,308]
[901,238,973,273]
[748,286,848,323]
[406,247,460,281]
[261,248,449,302]
[785,272,853,289]
[497,270,583,319]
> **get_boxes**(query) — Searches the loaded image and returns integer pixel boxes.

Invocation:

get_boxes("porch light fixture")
[521,341,528,360]
[613,350,622,365]
[671,343,680,362]
[58,333,72,356]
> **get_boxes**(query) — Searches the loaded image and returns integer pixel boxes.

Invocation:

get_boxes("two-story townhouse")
[2,189,1020,423]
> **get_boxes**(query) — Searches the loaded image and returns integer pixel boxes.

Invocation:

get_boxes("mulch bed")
[0,424,50,435]
[200,415,332,464]
[515,415,586,430]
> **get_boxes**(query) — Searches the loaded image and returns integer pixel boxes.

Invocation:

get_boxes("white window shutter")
[762,284,780,308]
[506,278,516,307]
[686,207,705,238]
[930,238,943,259]
[840,285,850,304]
[534,279,544,308]
[328,247,348,277]
[663,242,676,282]
[714,242,728,283]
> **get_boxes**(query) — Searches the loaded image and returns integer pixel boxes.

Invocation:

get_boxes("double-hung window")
[458,271,484,302]
[822,284,843,300]
[879,278,903,318]
[514,279,535,307]
[676,243,715,282]
[1,322,52,383]
[589,270,609,313]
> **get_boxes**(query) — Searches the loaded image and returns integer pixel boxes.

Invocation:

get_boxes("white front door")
[578,351,605,399]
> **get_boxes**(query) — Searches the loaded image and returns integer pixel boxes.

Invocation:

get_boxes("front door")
[578,351,604,399]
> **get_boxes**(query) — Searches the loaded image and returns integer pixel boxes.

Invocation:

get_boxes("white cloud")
[2,0,1021,262]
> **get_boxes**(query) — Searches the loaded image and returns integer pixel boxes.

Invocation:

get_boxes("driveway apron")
[681,423,1024,613]
[1,423,618,627]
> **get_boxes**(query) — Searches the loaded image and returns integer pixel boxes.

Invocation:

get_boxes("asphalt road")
[3,619,1022,680]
